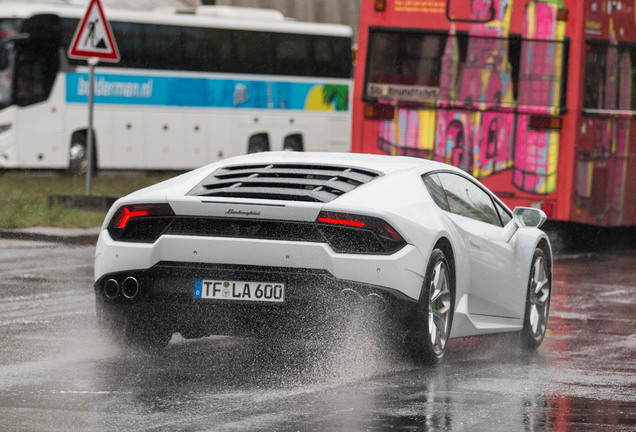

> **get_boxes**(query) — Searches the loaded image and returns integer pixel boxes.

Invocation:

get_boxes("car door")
[434,172,522,320]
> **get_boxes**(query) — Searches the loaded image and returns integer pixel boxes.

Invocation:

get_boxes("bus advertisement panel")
[0,3,352,173]
[352,0,636,227]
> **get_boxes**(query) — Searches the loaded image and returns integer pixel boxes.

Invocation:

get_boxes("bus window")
[632,48,636,110]
[110,21,143,69]
[400,33,444,86]
[366,31,401,85]
[0,19,22,106]
[584,43,636,112]
[313,36,352,78]
[273,33,310,76]
[145,24,183,71]
[364,29,463,101]
[14,46,57,107]
[0,44,12,106]
[182,27,235,73]
[364,27,565,110]
[583,43,608,110]
[235,30,272,75]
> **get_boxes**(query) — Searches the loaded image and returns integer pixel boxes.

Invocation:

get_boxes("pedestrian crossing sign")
[68,0,120,62]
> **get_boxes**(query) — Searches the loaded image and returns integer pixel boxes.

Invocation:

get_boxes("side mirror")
[503,207,547,243]
[512,207,547,228]
[0,33,30,48]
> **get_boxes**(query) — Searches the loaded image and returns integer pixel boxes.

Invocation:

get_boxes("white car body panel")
[94,151,552,341]
[95,233,427,301]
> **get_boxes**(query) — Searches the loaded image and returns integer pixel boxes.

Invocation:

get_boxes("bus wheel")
[68,135,96,176]
[69,136,87,175]
[283,134,303,152]
[248,134,269,153]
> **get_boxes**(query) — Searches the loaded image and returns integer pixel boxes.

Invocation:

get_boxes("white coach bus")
[0,3,352,173]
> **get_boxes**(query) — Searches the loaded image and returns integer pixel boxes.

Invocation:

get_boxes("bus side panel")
[574,116,635,226]
[571,0,636,227]
[111,109,144,169]
[16,75,67,168]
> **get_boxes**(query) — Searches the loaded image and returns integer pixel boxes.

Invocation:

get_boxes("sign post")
[67,0,120,195]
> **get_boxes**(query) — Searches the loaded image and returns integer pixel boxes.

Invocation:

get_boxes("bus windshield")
[0,19,21,107]
[364,28,566,111]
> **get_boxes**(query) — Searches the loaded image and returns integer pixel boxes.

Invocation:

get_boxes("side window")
[494,200,512,226]
[437,172,502,226]
[422,173,449,211]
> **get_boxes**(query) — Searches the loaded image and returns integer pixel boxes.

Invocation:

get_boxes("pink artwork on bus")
[475,112,514,177]
[433,0,515,178]
[512,1,563,194]
[456,0,514,107]
[434,111,474,172]
[376,0,566,196]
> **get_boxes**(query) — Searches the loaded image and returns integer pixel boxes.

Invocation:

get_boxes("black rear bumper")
[94,261,419,339]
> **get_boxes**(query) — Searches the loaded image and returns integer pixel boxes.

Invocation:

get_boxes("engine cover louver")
[187,163,381,202]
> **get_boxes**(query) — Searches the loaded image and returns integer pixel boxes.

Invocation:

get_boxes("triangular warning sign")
[68,0,120,62]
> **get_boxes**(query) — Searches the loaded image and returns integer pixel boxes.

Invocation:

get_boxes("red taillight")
[316,211,406,254]
[317,211,404,241]
[374,0,386,12]
[317,215,365,227]
[110,203,174,229]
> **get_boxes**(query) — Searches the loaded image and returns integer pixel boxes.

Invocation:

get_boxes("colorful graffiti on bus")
[377,0,565,195]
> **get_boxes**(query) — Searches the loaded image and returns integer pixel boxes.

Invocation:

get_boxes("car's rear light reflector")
[364,103,394,120]
[316,211,406,254]
[110,204,174,230]
[317,216,365,227]
[116,207,149,229]
[108,203,175,243]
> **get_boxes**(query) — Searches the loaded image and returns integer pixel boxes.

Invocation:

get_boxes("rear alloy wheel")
[521,248,551,350]
[409,249,454,365]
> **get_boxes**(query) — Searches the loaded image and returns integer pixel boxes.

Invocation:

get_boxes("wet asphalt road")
[0,238,634,431]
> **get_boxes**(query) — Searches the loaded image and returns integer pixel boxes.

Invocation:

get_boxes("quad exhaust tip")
[104,279,120,299]
[103,276,140,300]
[122,276,140,299]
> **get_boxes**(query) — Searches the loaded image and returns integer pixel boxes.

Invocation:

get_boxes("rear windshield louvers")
[187,163,381,202]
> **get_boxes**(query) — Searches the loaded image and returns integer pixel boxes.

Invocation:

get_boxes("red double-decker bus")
[352,0,636,227]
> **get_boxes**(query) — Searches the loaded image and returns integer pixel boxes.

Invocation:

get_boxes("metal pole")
[85,57,98,196]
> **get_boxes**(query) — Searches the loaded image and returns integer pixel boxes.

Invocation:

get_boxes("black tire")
[407,249,455,365]
[520,248,552,350]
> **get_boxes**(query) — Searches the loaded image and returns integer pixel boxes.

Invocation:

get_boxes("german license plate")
[194,279,285,303]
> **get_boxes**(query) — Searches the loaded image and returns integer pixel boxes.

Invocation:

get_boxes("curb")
[0,227,100,245]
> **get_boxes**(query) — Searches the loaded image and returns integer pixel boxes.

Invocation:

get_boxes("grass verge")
[0,171,176,229]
